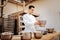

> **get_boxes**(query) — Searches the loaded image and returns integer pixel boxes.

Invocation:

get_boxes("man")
[23,5,40,32]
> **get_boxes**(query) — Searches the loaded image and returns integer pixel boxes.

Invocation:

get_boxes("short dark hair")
[29,5,35,9]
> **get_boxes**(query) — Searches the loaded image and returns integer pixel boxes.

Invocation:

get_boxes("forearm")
[34,21,40,25]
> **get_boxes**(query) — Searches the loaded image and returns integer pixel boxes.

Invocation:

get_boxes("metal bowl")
[36,27,48,35]
[41,30,48,35]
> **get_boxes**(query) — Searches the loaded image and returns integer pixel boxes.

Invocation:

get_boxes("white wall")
[25,0,60,32]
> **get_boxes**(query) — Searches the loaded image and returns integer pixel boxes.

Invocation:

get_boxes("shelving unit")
[19,16,25,32]
[4,18,15,32]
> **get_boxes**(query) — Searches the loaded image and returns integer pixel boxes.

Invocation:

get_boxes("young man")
[23,5,40,32]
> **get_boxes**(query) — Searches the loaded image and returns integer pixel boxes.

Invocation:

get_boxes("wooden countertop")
[32,32,60,40]
[12,32,60,40]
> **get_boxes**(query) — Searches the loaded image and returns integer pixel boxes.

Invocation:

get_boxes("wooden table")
[11,32,60,40]
[32,32,60,40]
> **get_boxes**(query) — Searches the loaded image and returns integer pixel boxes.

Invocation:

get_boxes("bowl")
[36,27,48,35]
[1,32,13,40]
[46,28,54,33]
[21,32,32,40]
[34,31,43,39]
[41,30,48,35]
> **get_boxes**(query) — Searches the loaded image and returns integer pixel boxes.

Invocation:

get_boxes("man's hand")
[35,21,40,25]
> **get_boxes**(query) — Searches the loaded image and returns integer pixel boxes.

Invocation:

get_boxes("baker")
[23,5,40,32]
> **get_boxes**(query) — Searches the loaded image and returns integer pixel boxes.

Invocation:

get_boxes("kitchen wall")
[0,0,60,31]
[3,2,23,18]
[25,0,60,32]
